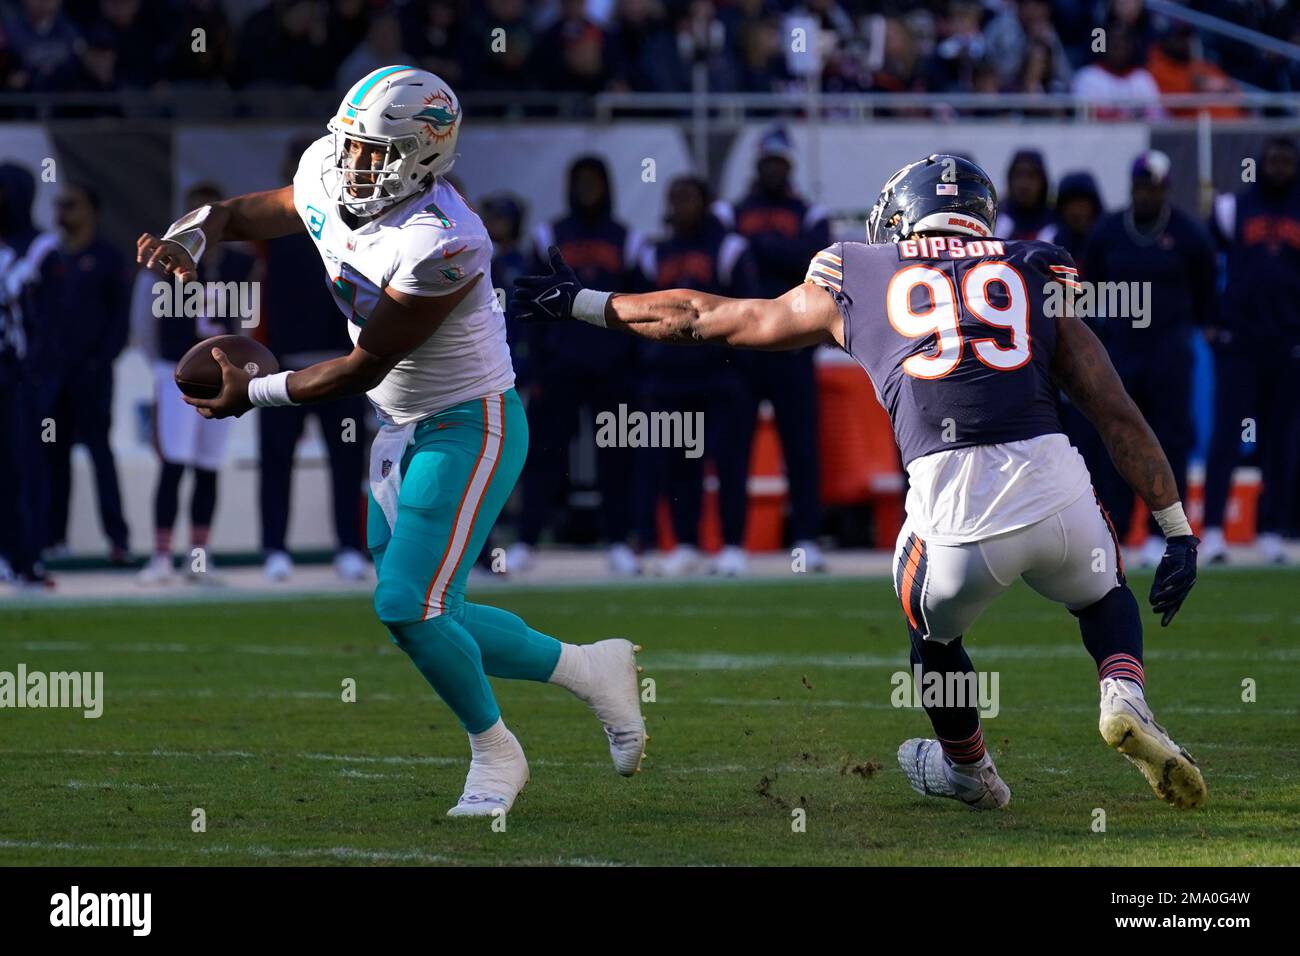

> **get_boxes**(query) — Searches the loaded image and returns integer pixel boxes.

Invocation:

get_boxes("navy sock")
[909,629,985,764]
[1072,585,1145,689]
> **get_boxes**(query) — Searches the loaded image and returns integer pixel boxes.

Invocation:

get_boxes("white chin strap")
[907,211,992,239]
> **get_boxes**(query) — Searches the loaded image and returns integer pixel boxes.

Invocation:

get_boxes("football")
[174,334,279,399]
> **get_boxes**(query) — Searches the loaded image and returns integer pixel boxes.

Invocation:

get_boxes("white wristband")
[1152,501,1193,539]
[248,371,296,407]
[573,289,611,327]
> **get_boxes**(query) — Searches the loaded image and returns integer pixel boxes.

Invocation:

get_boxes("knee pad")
[372,573,429,628]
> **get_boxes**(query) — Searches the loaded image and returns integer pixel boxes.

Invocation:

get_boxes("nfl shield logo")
[346,237,356,251]
[381,459,393,478]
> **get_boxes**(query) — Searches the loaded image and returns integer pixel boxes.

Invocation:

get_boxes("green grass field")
[1,568,1297,866]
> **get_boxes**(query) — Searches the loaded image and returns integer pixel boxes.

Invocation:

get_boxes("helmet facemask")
[324,121,428,218]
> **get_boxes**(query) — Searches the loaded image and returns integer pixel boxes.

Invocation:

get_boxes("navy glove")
[512,245,584,322]
[1149,534,1199,627]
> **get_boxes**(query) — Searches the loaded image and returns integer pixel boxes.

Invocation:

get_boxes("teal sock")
[455,603,563,682]
[387,616,501,734]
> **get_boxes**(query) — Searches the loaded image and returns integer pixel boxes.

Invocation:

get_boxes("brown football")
[174,334,280,399]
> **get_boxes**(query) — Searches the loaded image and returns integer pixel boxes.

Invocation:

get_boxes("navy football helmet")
[867,154,999,243]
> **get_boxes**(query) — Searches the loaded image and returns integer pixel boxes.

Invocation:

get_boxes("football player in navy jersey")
[515,154,1206,812]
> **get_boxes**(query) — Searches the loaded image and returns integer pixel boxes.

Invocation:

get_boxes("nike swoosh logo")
[1120,699,1151,726]
[539,288,563,303]
[443,245,467,258]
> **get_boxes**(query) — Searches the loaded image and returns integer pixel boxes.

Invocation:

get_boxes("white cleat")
[264,550,294,582]
[712,545,748,578]
[447,727,529,817]
[607,543,642,577]
[137,553,176,586]
[334,548,370,581]
[1200,527,1228,565]
[897,738,1010,810]
[793,539,828,572]
[1257,532,1288,566]
[504,542,535,574]
[573,639,647,776]
[654,544,701,577]
[1137,535,1166,569]
[1099,678,1206,809]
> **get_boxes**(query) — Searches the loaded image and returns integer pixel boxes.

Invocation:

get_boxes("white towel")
[369,421,416,534]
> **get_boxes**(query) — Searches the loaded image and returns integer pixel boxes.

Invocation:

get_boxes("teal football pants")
[368,389,562,733]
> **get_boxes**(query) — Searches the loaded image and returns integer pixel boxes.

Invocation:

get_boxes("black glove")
[512,245,585,322]
[1149,534,1199,627]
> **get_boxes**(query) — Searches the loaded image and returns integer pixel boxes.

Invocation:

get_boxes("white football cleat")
[654,544,701,577]
[607,543,642,577]
[712,545,748,577]
[572,639,647,776]
[793,539,828,572]
[1199,527,1228,565]
[504,542,534,574]
[137,553,176,586]
[897,738,1010,810]
[1137,535,1166,569]
[334,548,369,581]
[1257,532,1288,565]
[264,550,293,582]
[447,726,529,818]
[1099,678,1206,809]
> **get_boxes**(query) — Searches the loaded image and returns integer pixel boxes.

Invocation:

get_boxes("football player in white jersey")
[136,66,646,817]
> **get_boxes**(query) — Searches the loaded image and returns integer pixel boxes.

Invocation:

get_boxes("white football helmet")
[325,65,462,217]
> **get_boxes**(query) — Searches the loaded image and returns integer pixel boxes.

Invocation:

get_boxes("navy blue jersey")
[807,237,1070,467]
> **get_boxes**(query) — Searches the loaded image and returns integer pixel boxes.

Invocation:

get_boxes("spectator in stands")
[713,126,828,574]
[867,15,924,94]
[636,175,756,577]
[162,0,233,87]
[1146,21,1242,119]
[481,192,531,385]
[1103,0,1158,61]
[81,0,171,90]
[463,0,534,92]
[735,7,791,93]
[1083,150,1217,565]
[1041,169,1103,260]
[995,149,1054,240]
[334,12,414,94]
[258,138,368,583]
[531,0,612,94]
[42,181,131,563]
[984,0,1072,92]
[232,0,332,90]
[135,182,256,585]
[607,0,686,92]
[926,0,988,93]
[510,156,646,577]
[1071,23,1164,120]
[2,0,86,92]
[1203,137,1300,565]
[403,0,462,85]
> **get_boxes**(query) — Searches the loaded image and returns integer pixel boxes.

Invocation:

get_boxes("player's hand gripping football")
[136,232,198,282]
[183,347,255,420]
[512,245,586,322]
[1149,534,1199,627]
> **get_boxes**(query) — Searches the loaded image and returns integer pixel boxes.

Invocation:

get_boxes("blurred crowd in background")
[3,121,1300,588]
[1,0,1299,107]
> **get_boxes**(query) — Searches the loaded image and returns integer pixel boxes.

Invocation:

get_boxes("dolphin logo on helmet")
[324,65,463,217]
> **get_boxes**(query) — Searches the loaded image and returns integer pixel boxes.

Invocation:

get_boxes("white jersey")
[293,136,514,424]
[904,433,1093,545]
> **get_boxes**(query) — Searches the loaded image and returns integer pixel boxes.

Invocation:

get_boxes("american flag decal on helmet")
[936,183,958,195]
[804,247,843,293]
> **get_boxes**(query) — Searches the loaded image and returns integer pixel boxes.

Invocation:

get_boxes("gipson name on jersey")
[899,237,1005,259]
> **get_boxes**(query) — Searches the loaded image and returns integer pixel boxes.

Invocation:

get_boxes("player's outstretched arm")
[184,276,481,419]
[513,245,843,350]
[137,186,303,281]
[1052,311,1199,625]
